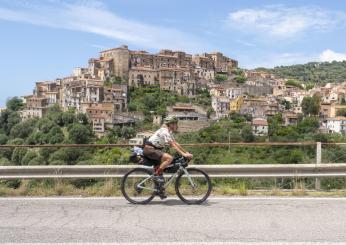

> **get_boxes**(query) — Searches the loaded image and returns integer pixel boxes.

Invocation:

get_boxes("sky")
[1,0,346,106]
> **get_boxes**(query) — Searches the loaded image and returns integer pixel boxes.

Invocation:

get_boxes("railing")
[1,142,346,190]
[1,164,346,179]
[0,142,318,148]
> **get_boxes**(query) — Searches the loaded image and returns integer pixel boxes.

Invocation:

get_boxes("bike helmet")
[163,115,178,124]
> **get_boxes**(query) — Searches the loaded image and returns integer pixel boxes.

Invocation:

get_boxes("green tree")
[0,110,21,135]
[215,74,228,82]
[301,94,321,116]
[62,111,76,125]
[287,149,304,163]
[21,150,38,165]
[297,117,319,134]
[37,118,56,133]
[285,79,303,89]
[28,155,46,165]
[11,148,28,165]
[0,134,8,145]
[10,118,37,139]
[0,157,10,166]
[47,126,65,144]
[280,99,292,110]
[6,97,24,111]
[234,76,246,84]
[241,125,255,142]
[68,124,92,144]
[49,148,84,165]
[26,131,46,145]
[120,126,136,139]
[76,113,89,125]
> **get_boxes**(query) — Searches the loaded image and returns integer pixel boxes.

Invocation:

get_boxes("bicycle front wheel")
[175,168,212,204]
[121,168,156,204]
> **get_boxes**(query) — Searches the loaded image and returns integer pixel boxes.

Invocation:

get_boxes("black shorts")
[143,145,164,165]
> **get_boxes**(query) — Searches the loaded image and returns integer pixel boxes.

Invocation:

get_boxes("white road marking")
[0,196,346,201]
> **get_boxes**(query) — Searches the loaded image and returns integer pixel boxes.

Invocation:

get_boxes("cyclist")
[143,115,193,197]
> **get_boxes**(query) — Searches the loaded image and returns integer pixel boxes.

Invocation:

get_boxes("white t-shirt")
[148,127,174,148]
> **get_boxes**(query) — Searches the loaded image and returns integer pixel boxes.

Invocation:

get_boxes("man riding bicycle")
[143,116,193,198]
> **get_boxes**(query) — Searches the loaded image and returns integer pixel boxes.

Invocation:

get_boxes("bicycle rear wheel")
[121,168,156,204]
[175,168,212,204]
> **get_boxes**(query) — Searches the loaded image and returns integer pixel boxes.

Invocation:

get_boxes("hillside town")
[10,45,346,138]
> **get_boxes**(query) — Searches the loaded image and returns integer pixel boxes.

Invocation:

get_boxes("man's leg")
[155,153,173,175]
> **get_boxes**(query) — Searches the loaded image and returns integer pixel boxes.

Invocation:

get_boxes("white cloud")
[244,52,316,69]
[227,5,346,39]
[243,49,346,68]
[0,0,209,53]
[319,49,346,62]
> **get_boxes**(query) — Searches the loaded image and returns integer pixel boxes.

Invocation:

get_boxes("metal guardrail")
[0,142,318,148]
[1,164,346,179]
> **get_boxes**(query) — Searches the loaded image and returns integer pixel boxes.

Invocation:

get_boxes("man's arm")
[172,140,187,153]
[170,140,193,158]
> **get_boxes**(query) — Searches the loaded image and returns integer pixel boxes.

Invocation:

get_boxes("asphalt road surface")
[0,197,346,244]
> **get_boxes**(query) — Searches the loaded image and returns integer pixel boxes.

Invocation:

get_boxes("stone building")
[84,102,114,135]
[103,84,128,112]
[282,111,299,126]
[324,117,346,134]
[60,77,104,112]
[208,52,238,73]
[212,96,230,118]
[243,80,273,97]
[129,67,159,87]
[98,45,130,80]
[252,118,268,136]
[230,96,244,112]
[34,80,60,106]
[245,70,273,80]
[159,68,195,96]
[73,67,89,78]
[20,96,49,120]
[240,98,268,118]
[86,45,238,97]
[320,103,346,118]
[166,104,210,132]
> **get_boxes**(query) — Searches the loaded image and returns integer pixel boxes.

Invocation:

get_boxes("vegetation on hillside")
[128,85,212,119]
[256,61,346,84]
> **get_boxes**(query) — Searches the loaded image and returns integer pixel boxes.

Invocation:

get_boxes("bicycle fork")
[182,168,197,188]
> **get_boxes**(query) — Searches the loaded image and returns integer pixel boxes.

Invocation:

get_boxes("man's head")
[163,116,178,131]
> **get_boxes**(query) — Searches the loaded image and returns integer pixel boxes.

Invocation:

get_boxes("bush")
[215,74,228,82]
[0,157,10,166]
[241,125,255,142]
[68,124,92,144]
[21,150,38,165]
[10,119,37,139]
[11,148,28,165]
[0,134,8,145]
[287,149,304,164]
[28,156,46,165]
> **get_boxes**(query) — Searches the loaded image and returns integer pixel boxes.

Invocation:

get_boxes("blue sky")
[1,0,346,106]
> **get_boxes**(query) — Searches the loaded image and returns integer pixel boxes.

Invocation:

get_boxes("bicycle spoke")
[121,168,156,204]
[176,168,212,204]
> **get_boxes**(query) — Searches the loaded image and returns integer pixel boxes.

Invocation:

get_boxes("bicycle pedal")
[157,192,167,199]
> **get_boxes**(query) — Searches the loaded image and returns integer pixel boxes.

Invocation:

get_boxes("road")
[0,197,346,244]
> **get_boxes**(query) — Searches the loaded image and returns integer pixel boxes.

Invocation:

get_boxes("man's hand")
[183,152,193,159]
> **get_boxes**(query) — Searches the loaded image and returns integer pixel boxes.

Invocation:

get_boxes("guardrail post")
[315,142,322,190]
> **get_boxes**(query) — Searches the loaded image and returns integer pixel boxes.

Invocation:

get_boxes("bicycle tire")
[175,167,212,205]
[121,167,156,204]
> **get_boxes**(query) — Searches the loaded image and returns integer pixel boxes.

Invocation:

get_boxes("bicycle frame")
[136,165,195,192]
